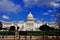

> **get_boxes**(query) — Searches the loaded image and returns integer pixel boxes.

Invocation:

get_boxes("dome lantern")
[27,12,33,18]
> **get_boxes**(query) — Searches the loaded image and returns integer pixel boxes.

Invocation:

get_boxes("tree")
[9,26,15,31]
[39,24,55,31]
[0,21,2,30]
[17,26,19,30]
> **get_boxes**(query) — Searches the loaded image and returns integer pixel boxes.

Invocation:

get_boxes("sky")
[0,0,60,22]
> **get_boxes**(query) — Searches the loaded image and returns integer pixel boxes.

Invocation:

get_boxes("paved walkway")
[0,36,60,40]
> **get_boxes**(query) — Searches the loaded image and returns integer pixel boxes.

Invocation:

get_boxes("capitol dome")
[28,12,33,18]
[27,12,34,21]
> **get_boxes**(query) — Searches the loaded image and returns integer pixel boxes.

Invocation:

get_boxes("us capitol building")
[2,12,59,31]
[18,12,43,31]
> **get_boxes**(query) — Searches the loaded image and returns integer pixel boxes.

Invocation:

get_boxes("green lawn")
[0,31,60,36]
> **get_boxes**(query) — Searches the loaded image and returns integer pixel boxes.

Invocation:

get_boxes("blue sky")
[0,0,60,22]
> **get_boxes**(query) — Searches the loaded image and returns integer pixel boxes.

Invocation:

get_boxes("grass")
[0,31,60,36]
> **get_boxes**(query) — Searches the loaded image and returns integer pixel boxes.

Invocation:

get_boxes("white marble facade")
[2,12,58,31]
[18,12,43,31]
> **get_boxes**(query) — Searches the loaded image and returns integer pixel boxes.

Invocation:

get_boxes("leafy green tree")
[39,24,55,31]
[0,21,2,30]
[9,26,15,31]
[17,26,19,30]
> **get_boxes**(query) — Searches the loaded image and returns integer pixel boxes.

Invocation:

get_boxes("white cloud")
[34,18,42,22]
[23,0,60,8]
[40,18,44,21]
[50,2,60,8]
[0,0,21,13]
[34,18,37,21]
[34,18,39,21]
[48,10,52,12]
[53,18,57,21]
[2,15,9,19]
[37,20,42,23]
[23,0,36,8]
[43,13,49,15]
[51,15,54,16]
[35,0,38,2]
[23,0,28,2]
[19,20,24,23]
